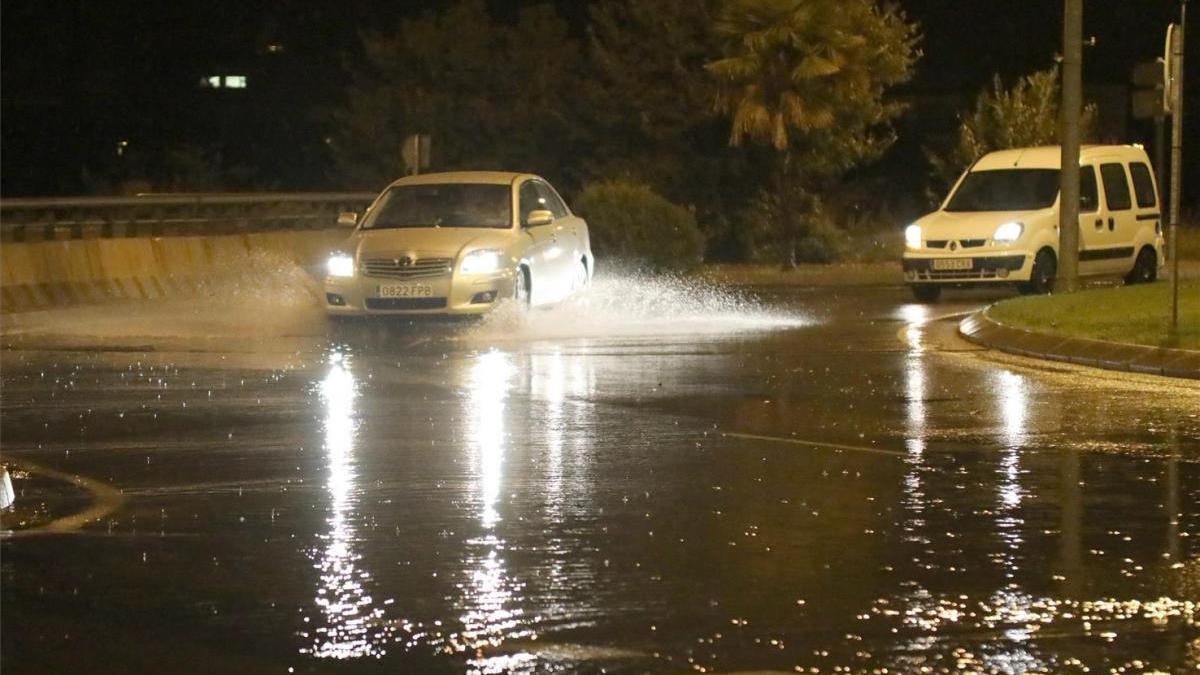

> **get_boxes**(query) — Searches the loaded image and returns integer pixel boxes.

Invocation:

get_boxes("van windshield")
[945,169,1060,212]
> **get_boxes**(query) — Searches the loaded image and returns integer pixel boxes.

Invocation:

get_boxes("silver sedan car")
[324,172,592,316]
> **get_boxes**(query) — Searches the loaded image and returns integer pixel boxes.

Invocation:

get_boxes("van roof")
[972,145,1151,171]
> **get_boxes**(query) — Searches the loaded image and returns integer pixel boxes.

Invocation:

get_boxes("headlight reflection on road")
[304,354,391,660]
[460,350,530,663]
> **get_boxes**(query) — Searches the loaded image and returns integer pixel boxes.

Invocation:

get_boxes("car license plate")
[932,258,972,271]
[377,284,433,298]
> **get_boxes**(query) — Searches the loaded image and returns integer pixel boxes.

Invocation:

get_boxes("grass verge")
[986,280,1199,350]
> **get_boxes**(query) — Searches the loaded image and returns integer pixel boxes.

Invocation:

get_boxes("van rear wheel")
[910,284,941,303]
[1124,247,1157,285]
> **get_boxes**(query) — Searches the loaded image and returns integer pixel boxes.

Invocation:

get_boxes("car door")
[1127,160,1161,267]
[1076,164,1110,277]
[1091,161,1138,274]
[533,180,585,286]
[518,179,564,304]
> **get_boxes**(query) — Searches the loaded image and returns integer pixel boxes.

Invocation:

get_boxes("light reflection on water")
[303,354,391,660]
[460,350,531,663]
[898,306,1048,672]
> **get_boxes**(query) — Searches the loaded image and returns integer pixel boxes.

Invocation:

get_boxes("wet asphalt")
[1,281,1198,674]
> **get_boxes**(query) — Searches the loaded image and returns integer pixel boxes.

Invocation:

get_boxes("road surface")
[2,279,1197,673]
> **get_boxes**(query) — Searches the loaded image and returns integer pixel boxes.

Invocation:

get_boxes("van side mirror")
[525,210,554,227]
[337,211,358,227]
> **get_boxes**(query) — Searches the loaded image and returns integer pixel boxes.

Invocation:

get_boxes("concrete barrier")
[1,229,349,314]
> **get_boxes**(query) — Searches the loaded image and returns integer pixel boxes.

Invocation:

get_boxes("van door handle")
[1108,218,1115,231]
[1094,218,1103,229]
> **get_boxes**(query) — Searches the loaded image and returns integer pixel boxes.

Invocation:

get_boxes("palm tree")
[707,0,917,266]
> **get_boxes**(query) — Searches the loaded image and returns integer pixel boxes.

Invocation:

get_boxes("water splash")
[462,273,809,343]
[2,250,326,340]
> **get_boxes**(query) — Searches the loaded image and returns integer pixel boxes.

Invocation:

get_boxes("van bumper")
[902,254,1028,283]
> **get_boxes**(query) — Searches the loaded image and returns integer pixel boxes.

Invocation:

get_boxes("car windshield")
[363,184,511,229]
[945,169,1060,212]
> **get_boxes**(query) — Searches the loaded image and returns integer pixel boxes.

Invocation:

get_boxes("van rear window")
[945,169,1060,212]
[1129,163,1158,208]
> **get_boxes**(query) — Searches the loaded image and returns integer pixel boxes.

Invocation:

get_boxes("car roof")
[385,171,535,188]
[972,145,1151,171]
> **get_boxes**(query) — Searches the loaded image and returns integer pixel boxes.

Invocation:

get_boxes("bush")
[576,180,706,272]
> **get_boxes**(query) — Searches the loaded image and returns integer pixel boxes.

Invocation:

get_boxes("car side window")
[534,182,569,219]
[1079,165,1099,213]
[1099,163,1132,211]
[1128,162,1157,208]
[519,181,542,226]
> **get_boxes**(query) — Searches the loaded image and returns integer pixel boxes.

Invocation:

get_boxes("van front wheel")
[1019,249,1056,295]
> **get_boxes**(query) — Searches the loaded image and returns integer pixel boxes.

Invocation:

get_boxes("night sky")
[1,1,1195,199]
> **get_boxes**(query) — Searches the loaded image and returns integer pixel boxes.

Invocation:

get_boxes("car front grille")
[365,297,448,311]
[362,256,453,280]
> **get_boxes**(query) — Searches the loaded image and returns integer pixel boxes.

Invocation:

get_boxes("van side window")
[1128,163,1157,208]
[1099,163,1132,211]
[1079,166,1099,213]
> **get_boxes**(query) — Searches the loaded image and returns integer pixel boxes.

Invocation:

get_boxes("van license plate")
[932,258,972,271]
[377,284,433,298]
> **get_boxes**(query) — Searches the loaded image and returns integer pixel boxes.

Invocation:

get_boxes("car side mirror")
[337,211,358,227]
[525,210,554,227]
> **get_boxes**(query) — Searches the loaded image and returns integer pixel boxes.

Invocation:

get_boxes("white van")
[902,145,1165,302]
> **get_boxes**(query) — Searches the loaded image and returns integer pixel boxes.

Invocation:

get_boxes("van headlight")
[992,222,1024,243]
[326,253,355,278]
[904,224,922,250]
[459,249,504,275]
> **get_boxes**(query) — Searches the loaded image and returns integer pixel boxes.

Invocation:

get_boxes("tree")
[706,0,918,267]
[925,65,1098,203]
[576,180,706,271]
[328,1,584,189]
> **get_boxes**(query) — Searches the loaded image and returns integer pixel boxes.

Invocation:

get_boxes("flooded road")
[2,280,1198,673]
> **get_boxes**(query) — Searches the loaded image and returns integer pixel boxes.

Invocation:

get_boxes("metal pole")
[1169,4,1186,331]
[1155,115,1166,189]
[1058,0,1083,293]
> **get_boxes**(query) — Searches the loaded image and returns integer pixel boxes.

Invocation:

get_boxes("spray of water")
[462,272,809,343]
[2,250,327,340]
[3,260,808,346]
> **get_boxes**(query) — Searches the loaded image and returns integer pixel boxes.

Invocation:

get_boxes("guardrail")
[0,192,376,242]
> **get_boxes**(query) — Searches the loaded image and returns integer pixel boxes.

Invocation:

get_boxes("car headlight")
[459,249,504,275]
[326,253,355,278]
[992,222,1024,243]
[904,224,922,250]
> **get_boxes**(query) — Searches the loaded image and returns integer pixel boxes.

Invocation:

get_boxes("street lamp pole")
[1168,2,1186,331]
[1058,0,1083,293]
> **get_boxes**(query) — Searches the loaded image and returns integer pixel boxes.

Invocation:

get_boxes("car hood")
[914,208,1054,240]
[351,227,515,259]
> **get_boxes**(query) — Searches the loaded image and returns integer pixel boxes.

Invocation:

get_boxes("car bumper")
[323,270,515,316]
[901,252,1029,283]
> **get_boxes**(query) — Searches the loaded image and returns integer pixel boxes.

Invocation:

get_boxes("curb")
[959,310,1200,380]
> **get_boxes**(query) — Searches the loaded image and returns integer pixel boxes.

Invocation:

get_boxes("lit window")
[224,75,247,89]
[201,76,222,88]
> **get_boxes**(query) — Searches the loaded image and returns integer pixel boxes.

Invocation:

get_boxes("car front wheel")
[513,266,531,307]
